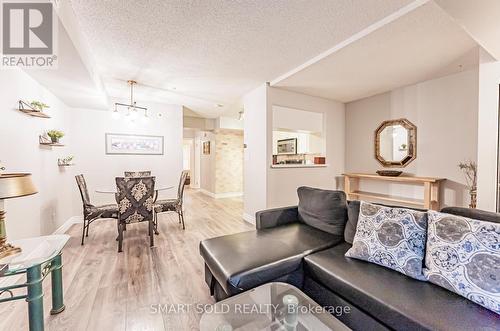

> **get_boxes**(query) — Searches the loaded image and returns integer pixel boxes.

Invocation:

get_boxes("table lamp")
[0,173,37,259]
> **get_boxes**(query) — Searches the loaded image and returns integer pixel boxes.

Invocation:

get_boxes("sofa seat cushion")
[200,223,343,295]
[304,242,500,331]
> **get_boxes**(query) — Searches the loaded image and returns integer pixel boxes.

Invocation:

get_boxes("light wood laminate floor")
[0,189,253,331]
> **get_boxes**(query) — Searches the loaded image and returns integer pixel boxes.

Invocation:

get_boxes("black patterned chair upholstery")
[124,171,152,178]
[75,174,118,245]
[154,170,189,230]
[115,176,156,252]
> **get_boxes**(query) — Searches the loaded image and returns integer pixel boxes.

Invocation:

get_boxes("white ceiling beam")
[269,0,431,86]
[434,0,500,61]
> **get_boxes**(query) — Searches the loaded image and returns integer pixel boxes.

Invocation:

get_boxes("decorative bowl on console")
[376,170,403,177]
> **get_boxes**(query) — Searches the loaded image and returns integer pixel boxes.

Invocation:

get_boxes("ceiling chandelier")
[112,80,148,120]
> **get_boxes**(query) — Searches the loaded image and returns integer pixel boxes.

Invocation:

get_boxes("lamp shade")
[0,173,38,199]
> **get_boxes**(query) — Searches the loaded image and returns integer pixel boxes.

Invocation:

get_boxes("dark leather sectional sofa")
[200,196,500,331]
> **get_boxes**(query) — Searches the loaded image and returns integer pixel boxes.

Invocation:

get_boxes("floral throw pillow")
[345,201,427,280]
[424,211,500,314]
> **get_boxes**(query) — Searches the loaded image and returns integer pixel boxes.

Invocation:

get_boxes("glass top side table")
[0,234,70,331]
[200,282,351,331]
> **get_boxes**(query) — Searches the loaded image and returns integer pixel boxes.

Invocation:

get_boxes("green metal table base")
[0,254,65,331]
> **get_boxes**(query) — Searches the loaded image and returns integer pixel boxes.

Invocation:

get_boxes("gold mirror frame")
[375,118,417,168]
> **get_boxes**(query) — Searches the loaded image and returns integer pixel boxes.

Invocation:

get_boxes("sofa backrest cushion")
[297,186,348,235]
[440,206,500,224]
[345,200,361,244]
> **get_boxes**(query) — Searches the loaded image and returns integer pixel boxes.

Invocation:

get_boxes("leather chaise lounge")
[200,189,500,331]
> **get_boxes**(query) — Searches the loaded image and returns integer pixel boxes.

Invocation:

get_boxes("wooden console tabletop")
[343,173,445,210]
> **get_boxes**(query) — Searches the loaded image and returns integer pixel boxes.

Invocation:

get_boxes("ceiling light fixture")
[113,80,148,120]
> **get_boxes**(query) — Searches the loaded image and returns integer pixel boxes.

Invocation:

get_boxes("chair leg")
[81,219,87,245]
[85,219,90,237]
[180,210,185,230]
[154,212,159,235]
[116,219,120,241]
[148,218,152,237]
[118,223,124,253]
[149,220,154,247]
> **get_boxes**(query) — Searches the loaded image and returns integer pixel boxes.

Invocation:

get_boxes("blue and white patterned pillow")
[345,201,427,280]
[424,211,500,314]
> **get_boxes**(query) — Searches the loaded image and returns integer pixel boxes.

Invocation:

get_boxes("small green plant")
[30,101,49,111]
[63,155,74,164]
[58,155,74,166]
[47,130,64,143]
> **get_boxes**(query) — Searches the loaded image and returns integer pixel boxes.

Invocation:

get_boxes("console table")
[343,173,445,210]
[0,234,70,331]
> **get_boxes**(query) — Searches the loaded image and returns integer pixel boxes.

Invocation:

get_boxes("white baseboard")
[215,192,243,199]
[198,188,216,198]
[53,215,82,234]
[243,213,255,224]
[199,189,243,199]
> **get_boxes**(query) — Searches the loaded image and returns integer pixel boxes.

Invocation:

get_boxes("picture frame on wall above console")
[375,118,416,168]
[277,138,297,155]
[105,133,164,155]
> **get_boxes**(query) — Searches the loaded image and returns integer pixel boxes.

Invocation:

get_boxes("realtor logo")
[1,1,57,68]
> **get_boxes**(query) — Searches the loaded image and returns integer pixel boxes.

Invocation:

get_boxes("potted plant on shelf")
[58,156,74,166]
[30,101,49,112]
[47,130,64,144]
[458,160,477,209]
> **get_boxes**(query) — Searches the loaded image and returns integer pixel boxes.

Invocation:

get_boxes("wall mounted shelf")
[40,143,65,147]
[343,173,446,210]
[18,100,50,118]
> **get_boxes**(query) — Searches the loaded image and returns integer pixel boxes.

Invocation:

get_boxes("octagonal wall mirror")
[375,118,417,167]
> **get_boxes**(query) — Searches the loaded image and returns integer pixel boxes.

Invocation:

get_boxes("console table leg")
[50,254,65,314]
[26,265,44,331]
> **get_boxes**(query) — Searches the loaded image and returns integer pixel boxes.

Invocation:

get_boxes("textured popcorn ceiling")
[273,1,478,102]
[68,0,414,116]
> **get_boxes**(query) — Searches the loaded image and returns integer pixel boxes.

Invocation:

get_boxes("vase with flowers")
[458,160,477,209]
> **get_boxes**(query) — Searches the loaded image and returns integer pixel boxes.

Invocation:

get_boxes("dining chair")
[115,176,156,252]
[154,170,189,230]
[75,174,118,245]
[124,171,152,177]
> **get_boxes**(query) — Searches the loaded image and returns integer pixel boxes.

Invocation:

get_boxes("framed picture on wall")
[105,133,164,155]
[203,141,211,155]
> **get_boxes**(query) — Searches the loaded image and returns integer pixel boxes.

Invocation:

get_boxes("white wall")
[267,87,345,208]
[216,116,244,131]
[0,69,184,240]
[273,105,323,133]
[70,103,183,208]
[477,49,500,211]
[243,84,269,222]
[0,69,76,239]
[345,69,479,208]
